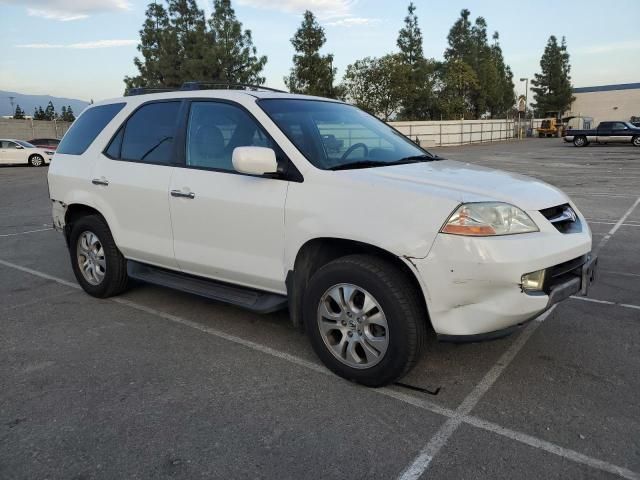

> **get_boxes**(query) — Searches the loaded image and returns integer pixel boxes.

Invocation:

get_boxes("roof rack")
[125,81,286,97]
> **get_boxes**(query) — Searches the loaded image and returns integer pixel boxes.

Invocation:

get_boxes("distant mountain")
[0,90,90,117]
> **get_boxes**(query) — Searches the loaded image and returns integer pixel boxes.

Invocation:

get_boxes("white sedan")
[0,139,54,166]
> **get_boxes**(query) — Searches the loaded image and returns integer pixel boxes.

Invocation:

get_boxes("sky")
[1,0,639,104]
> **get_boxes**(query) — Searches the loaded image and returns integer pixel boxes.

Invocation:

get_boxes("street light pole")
[519,78,529,137]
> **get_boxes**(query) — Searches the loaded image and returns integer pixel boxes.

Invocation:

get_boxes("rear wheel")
[69,215,128,298]
[303,254,426,387]
[633,136,640,147]
[28,154,44,167]
[573,135,588,147]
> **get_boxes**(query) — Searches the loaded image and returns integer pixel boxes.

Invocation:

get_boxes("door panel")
[90,157,176,268]
[168,100,288,292]
[169,169,288,292]
[89,100,183,269]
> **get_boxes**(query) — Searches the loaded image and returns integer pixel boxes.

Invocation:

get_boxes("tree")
[169,0,208,81]
[60,106,67,121]
[125,0,267,91]
[397,2,423,66]
[125,1,179,89]
[208,0,267,84]
[342,54,408,121]
[44,101,56,121]
[438,59,479,119]
[488,32,515,117]
[531,35,575,116]
[443,9,514,118]
[13,104,25,119]
[395,2,438,120]
[65,105,76,122]
[285,10,339,98]
[33,106,46,120]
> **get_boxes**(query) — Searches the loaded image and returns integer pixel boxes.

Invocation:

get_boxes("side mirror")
[15,144,23,149]
[232,146,278,176]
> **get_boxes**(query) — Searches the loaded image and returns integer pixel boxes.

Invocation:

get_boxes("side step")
[127,261,288,314]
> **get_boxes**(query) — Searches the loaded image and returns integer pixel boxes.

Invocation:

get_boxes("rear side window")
[114,102,180,164]
[57,103,125,155]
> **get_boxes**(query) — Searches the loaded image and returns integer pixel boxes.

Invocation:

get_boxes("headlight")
[441,202,539,236]
[45,151,55,155]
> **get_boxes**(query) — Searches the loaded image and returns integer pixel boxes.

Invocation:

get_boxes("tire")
[69,214,128,298]
[29,154,44,167]
[633,136,640,147]
[303,254,426,387]
[573,135,588,147]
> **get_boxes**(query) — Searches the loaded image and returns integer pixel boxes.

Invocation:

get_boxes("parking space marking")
[570,296,640,311]
[595,197,640,253]
[397,308,555,480]
[464,416,640,480]
[1,257,638,480]
[0,227,53,237]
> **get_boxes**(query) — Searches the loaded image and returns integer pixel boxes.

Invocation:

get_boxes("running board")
[127,261,288,314]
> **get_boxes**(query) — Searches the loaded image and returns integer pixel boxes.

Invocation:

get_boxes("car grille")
[539,203,581,233]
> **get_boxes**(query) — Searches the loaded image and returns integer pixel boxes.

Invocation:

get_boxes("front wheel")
[29,154,44,167]
[303,255,426,387]
[69,215,128,298]
[633,136,640,147]
[573,135,588,147]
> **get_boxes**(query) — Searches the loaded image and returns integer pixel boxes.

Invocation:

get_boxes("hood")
[354,159,569,211]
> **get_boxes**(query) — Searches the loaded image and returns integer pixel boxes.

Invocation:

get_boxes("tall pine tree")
[44,101,56,121]
[396,2,437,120]
[208,0,267,84]
[285,11,339,98]
[169,0,208,81]
[13,105,25,119]
[125,1,179,88]
[531,36,574,115]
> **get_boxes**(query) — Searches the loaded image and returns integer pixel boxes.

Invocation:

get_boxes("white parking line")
[0,257,638,480]
[596,197,640,252]
[0,227,53,237]
[570,296,640,311]
[397,308,555,480]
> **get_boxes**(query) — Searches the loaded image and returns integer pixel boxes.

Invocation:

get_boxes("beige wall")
[568,88,640,125]
[0,118,72,141]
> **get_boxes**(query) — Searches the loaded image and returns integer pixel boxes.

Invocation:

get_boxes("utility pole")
[520,77,529,129]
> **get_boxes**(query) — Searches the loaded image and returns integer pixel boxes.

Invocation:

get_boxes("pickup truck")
[564,121,640,147]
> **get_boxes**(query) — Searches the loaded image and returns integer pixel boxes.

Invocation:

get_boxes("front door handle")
[170,189,195,199]
[92,178,109,186]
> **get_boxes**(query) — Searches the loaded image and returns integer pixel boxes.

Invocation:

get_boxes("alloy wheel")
[76,231,106,285]
[316,283,389,369]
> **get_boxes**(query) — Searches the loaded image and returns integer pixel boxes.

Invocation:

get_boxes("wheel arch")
[63,203,108,246]
[286,237,431,330]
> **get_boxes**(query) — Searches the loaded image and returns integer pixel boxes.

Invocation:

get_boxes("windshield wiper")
[393,154,434,164]
[328,160,398,171]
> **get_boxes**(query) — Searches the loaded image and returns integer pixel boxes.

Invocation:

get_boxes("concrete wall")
[389,119,516,147]
[0,118,72,141]
[568,88,640,125]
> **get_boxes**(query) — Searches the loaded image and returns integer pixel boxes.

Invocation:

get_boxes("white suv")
[48,85,597,387]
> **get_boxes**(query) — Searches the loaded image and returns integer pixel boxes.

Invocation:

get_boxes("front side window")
[185,101,272,171]
[120,101,180,164]
[258,99,432,170]
[57,103,125,155]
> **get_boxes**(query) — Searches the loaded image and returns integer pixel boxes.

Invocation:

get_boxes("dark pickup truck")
[564,121,640,147]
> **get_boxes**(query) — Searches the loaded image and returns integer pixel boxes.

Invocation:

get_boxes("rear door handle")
[92,178,109,186]
[170,189,195,199]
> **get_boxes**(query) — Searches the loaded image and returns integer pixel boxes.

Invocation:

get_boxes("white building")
[567,83,640,128]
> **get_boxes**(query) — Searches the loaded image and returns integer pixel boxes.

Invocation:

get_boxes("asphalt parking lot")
[1,139,639,480]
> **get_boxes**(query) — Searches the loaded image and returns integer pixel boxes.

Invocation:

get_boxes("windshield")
[258,99,432,170]
[15,140,36,148]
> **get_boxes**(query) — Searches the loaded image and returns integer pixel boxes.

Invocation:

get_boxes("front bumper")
[411,224,594,339]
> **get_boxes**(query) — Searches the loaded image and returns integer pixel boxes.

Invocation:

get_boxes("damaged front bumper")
[409,228,594,340]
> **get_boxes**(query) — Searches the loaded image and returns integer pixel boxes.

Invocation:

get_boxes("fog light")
[521,269,546,291]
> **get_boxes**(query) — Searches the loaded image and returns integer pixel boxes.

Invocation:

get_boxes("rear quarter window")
[57,103,126,155]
